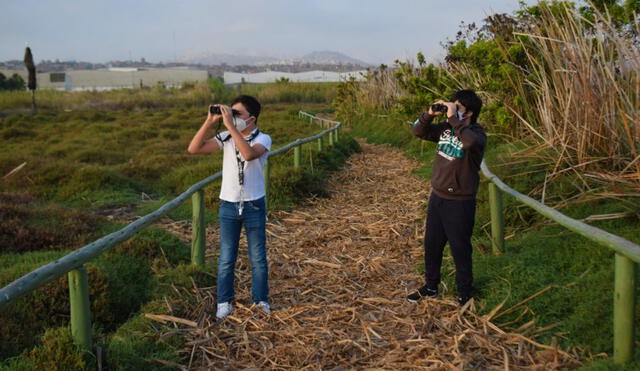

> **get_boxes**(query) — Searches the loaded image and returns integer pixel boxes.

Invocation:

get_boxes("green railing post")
[614,254,636,364]
[68,266,92,351]
[488,182,504,253]
[263,158,270,210]
[191,189,206,267]
[294,145,301,169]
[317,136,323,152]
[328,131,334,146]
[335,127,339,142]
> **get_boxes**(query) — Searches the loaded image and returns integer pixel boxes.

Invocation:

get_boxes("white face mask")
[233,117,248,131]
[456,110,466,121]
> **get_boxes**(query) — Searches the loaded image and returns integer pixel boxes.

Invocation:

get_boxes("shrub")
[0,192,102,253]
[0,327,89,370]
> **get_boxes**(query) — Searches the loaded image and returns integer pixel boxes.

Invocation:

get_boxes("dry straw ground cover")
[149,142,581,370]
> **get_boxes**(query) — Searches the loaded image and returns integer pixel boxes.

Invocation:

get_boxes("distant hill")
[181,50,370,66]
[298,51,370,66]
[180,53,279,66]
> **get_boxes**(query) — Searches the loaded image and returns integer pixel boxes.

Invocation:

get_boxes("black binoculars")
[431,103,448,113]
[210,106,241,116]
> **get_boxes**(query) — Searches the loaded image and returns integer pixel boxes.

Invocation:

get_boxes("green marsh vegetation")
[334,1,639,368]
[0,79,357,368]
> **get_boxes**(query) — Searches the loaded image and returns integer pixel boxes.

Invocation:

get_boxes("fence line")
[481,162,639,364]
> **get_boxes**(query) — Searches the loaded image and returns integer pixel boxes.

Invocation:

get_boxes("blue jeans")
[216,197,268,304]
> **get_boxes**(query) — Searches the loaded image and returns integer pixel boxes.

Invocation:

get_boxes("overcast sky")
[0,0,531,65]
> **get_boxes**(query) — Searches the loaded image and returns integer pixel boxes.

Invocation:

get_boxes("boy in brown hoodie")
[407,90,486,306]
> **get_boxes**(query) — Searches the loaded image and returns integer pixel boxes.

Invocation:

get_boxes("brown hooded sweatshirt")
[413,113,487,200]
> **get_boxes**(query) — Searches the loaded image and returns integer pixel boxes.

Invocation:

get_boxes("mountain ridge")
[181,50,370,66]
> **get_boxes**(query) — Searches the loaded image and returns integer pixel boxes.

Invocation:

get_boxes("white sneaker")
[257,301,271,313]
[216,302,233,319]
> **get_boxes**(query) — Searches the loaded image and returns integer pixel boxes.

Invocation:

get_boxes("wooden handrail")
[481,161,640,262]
[482,160,638,363]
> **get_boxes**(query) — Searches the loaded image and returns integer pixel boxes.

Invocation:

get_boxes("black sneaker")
[407,285,438,302]
[457,295,471,306]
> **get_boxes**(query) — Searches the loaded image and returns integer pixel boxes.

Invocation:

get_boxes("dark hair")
[451,90,482,124]
[231,95,261,124]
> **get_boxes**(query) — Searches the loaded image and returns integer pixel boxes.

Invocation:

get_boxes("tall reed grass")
[505,3,639,192]
[334,68,407,122]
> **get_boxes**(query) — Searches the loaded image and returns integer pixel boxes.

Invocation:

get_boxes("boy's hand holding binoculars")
[206,105,222,125]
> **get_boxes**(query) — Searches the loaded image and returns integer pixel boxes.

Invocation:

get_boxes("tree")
[7,73,26,90]
[0,72,26,91]
[24,46,37,113]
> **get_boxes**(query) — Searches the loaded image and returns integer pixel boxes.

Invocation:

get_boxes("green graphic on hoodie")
[437,129,464,160]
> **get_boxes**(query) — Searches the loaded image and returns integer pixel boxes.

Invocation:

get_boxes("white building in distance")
[0,67,208,91]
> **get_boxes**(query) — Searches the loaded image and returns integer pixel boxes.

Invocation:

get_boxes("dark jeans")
[216,197,268,304]
[424,192,476,297]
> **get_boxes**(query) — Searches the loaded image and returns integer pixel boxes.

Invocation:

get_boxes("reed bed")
[335,69,405,119]
[508,4,640,192]
[147,142,581,370]
[356,68,405,112]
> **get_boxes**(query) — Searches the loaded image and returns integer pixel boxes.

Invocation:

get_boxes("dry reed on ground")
[150,142,582,370]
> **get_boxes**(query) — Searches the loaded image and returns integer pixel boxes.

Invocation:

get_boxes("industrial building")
[0,67,208,91]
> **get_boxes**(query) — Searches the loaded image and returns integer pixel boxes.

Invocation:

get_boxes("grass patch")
[102,300,184,370]
[0,192,103,253]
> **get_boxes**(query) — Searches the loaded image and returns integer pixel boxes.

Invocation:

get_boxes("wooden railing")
[482,162,639,364]
[0,111,341,352]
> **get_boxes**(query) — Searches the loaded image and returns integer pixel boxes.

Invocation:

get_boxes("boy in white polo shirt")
[187,95,272,319]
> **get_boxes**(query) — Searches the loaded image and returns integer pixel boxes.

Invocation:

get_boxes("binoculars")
[210,106,241,116]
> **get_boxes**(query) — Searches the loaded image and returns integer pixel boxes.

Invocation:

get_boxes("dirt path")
[154,141,580,370]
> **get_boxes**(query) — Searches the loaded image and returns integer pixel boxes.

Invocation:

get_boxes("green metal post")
[614,254,636,364]
[488,182,504,253]
[263,159,270,210]
[328,131,334,146]
[335,127,339,142]
[68,266,92,351]
[191,189,205,267]
[294,145,301,169]
[317,137,323,152]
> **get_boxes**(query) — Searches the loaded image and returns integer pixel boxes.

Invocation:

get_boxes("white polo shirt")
[214,129,272,202]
